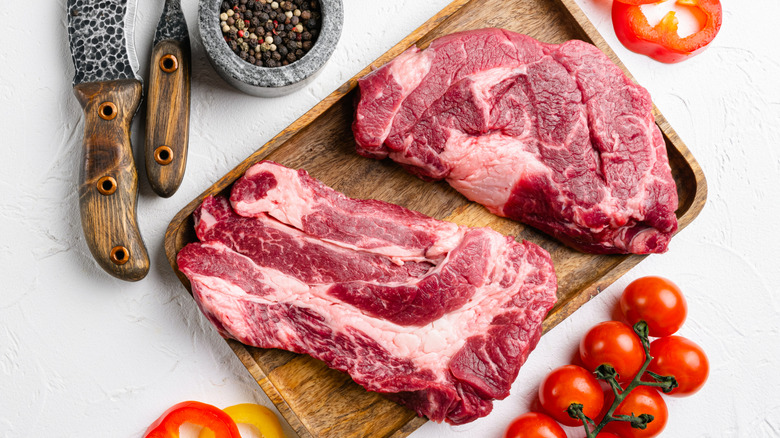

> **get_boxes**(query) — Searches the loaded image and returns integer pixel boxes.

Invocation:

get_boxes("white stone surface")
[1,0,778,436]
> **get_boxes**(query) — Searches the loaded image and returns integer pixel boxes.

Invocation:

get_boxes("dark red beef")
[177,161,558,424]
[353,28,679,254]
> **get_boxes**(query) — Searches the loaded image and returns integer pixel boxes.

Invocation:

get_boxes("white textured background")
[1,0,779,437]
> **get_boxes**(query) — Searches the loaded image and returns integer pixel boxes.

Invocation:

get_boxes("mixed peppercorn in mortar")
[219,0,320,67]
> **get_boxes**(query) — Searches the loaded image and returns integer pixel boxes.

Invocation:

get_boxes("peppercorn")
[220,0,319,67]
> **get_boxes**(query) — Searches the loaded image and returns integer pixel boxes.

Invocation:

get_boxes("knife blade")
[145,0,191,198]
[67,0,149,281]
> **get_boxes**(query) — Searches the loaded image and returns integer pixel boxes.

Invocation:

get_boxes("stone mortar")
[199,0,343,97]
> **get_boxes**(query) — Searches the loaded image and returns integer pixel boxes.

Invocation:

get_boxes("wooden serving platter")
[164,0,707,436]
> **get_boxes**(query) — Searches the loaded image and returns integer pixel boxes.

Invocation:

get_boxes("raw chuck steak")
[177,161,558,424]
[353,28,679,254]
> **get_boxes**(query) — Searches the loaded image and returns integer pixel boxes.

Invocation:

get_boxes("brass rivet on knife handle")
[110,246,130,265]
[154,145,174,165]
[98,102,118,120]
[145,39,191,198]
[73,78,150,281]
[96,176,118,195]
[160,54,179,73]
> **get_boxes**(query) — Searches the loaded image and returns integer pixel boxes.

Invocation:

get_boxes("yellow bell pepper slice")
[199,403,285,438]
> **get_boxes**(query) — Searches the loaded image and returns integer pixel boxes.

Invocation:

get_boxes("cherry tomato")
[603,386,668,438]
[620,276,687,337]
[538,365,604,427]
[580,321,645,382]
[581,433,622,438]
[647,335,709,397]
[504,412,566,438]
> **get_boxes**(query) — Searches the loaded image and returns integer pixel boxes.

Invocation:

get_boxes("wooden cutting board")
[164,0,707,436]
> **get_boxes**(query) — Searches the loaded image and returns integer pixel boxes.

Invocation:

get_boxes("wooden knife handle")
[73,79,150,282]
[145,39,191,198]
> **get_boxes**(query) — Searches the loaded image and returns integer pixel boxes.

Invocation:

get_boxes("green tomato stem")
[573,320,669,438]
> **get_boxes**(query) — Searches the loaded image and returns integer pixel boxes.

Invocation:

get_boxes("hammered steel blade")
[67,0,141,86]
[154,0,189,46]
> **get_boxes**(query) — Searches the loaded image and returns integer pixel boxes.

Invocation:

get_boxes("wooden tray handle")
[73,79,150,281]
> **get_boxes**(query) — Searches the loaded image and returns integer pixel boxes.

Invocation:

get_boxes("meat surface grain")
[177,161,558,424]
[353,28,679,254]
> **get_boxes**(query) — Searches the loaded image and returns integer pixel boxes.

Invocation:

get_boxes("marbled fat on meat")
[353,28,679,254]
[177,161,558,424]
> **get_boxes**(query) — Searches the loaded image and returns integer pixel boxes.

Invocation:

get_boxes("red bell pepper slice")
[612,0,722,63]
[615,0,658,4]
[144,401,241,438]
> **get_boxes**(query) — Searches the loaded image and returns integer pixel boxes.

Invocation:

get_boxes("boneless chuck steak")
[177,161,558,424]
[353,28,679,254]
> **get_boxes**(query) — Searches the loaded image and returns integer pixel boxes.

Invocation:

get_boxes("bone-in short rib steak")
[352,28,679,254]
[177,161,558,424]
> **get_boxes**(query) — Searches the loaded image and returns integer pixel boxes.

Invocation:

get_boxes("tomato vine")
[568,321,677,437]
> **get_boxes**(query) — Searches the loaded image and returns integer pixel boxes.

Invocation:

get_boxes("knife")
[67,0,150,281]
[145,0,191,198]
